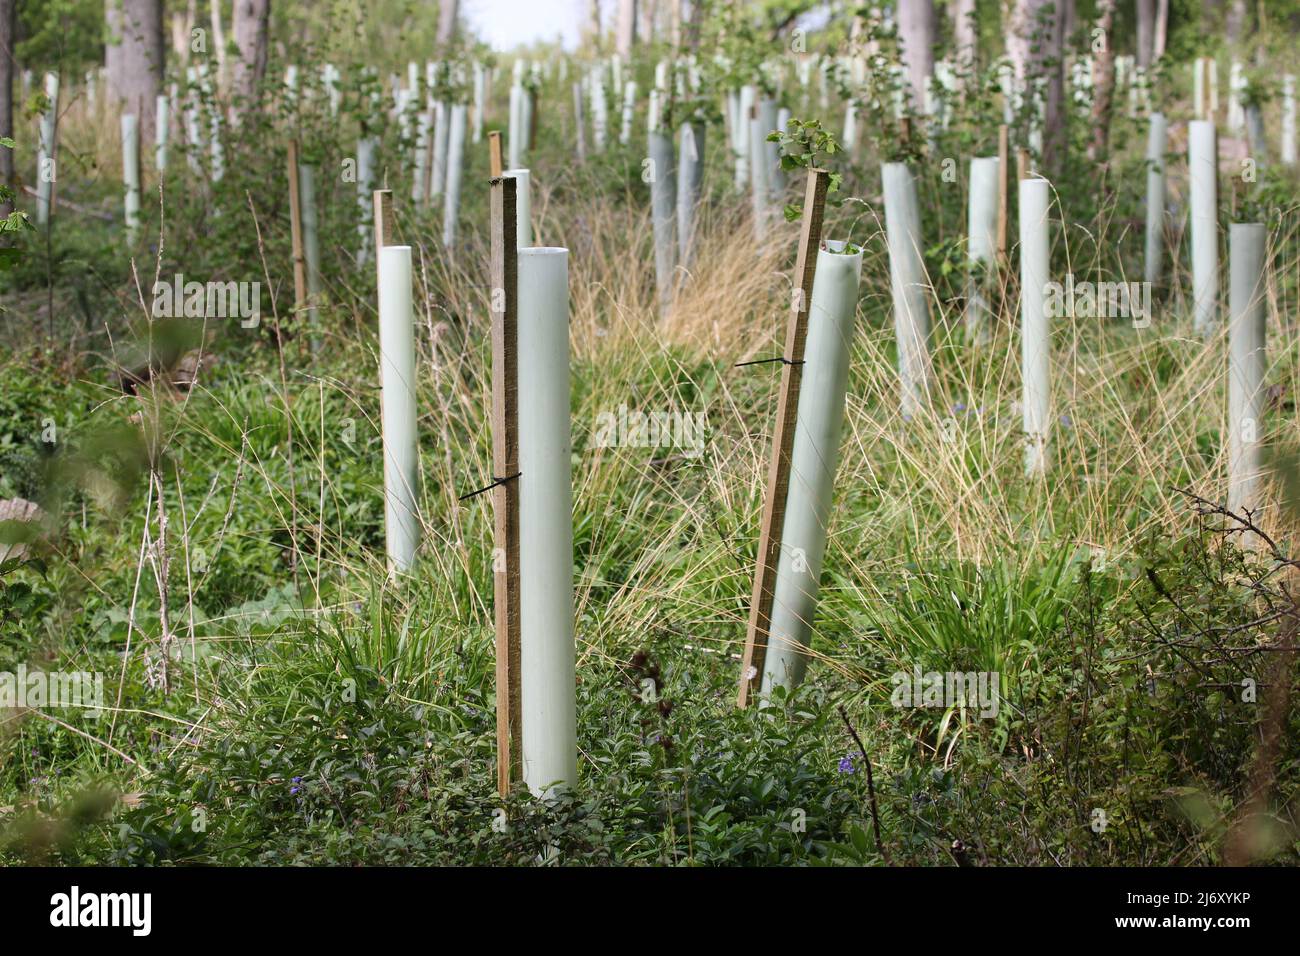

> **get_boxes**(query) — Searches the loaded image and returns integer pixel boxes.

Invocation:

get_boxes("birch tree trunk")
[897,0,936,110]
[950,0,977,69]
[231,0,271,104]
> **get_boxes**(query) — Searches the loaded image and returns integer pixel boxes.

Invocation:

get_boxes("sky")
[462,0,596,53]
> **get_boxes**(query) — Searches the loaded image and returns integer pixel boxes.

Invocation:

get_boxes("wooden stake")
[372,187,393,270]
[1017,147,1030,181]
[488,130,503,177]
[737,167,830,709]
[489,175,523,794]
[996,125,1009,263]
[528,91,538,150]
[287,139,307,318]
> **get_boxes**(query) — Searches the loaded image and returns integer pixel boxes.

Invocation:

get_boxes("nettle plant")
[768,118,844,223]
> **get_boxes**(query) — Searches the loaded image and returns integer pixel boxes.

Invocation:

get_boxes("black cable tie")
[733,356,805,369]
[458,471,521,502]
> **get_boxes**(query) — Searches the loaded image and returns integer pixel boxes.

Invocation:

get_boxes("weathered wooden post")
[737,169,830,709]
[488,130,503,178]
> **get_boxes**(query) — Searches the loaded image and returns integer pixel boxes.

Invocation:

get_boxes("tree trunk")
[105,0,165,143]
[1136,0,1155,69]
[897,0,935,109]
[1088,0,1117,162]
[437,0,458,47]
[1008,0,1067,172]
[1154,0,1168,59]
[950,0,977,68]
[616,0,637,57]
[1225,0,1246,45]
[209,0,226,85]
[231,0,270,103]
[0,0,14,217]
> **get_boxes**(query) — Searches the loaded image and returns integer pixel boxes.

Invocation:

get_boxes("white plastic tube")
[591,70,608,151]
[735,85,754,189]
[1189,120,1219,335]
[748,97,775,238]
[1144,113,1167,287]
[764,100,785,202]
[620,81,637,146]
[676,121,705,265]
[1227,223,1267,517]
[412,108,431,203]
[431,99,449,201]
[881,162,932,418]
[442,103,466,248]
[299,163,321,344]
[1019,177,1051,476]
[649,129,676,302]
[573,82,587,161]
[155,94,169,172]
[516,246,578,796]
[121,114,140,244]
[356,137,377,267]
[377,245,421,575]
[36,72,58,226]
[965,156,999,343]
[761,242,864,694]
[1283,76,1296,167]
[472,62,485,143]
[503,168,532,247]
